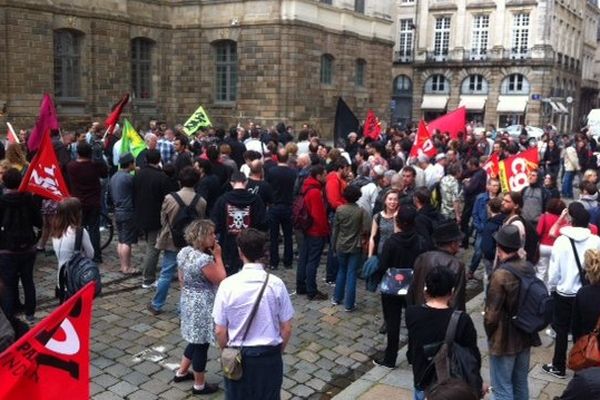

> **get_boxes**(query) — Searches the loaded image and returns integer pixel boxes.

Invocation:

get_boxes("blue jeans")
[268,204,293,268]
[297,236,325,296]
[414,389,425,400]
[334,252,360,309]
[469,232,483,273]
[489,348,530,400]
[151,250,178,310]
[562,171,574,198]
[325,213,338,282]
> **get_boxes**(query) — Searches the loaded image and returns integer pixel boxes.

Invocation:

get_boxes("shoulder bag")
[221,273,270,380]
[568,314,600,371]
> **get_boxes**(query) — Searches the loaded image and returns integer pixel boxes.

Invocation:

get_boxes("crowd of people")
[1,119,600,399]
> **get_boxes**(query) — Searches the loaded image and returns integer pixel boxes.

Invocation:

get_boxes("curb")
[333,291,486,399]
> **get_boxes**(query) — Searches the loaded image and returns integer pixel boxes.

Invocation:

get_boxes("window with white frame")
[398,19,413,59]
[511,13,529,56]
[471,15,489,59]
[461,75,489,94]
[434,17,451,59]
[401,0,415,3]
[500,74,530,94]
[424,74,449,94]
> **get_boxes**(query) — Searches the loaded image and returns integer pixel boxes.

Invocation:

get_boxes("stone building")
[0,0,394,137]
[391,0,596,132]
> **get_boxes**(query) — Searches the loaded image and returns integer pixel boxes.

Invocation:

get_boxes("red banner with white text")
[498,148,539,192]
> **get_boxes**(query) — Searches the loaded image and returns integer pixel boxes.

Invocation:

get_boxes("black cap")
[432,221,464,245]
[493,225,522,251]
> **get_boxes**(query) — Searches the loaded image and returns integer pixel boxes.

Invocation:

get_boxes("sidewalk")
[333,292,570,400]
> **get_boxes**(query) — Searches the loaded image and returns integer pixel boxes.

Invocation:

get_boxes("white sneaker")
[545,328,556,339]
[141,281,157,289]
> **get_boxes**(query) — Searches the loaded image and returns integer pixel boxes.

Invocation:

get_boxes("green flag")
[183,105,212,135]
[120,119,146,158]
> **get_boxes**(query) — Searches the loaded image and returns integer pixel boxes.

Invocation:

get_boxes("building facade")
[391,0,596,132]
[0,0,394,136]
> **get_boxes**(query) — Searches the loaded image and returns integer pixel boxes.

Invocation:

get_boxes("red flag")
[19,129,70,201]
[427,107,467,140]
[498,147,539,192]
[0,282,95,400]
[363,109,382,140]
[483,152,500,179]
[6,122,19,144]
[27,94,59,152]
[410,120,437,159]
[104,93,129,135]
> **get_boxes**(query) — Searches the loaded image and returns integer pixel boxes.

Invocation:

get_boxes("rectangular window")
[54,30,81,98]
[398,19,413,60]
[355,60,365,87]
[131,39,153,99]
[320,0,332,4]
[511,13,529,57]
[471,15,489,59]
[355,0,365,13]
[215,42,237,102]
[434,17,451,60]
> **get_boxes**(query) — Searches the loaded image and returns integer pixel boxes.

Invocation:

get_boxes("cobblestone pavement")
[28,242,479,400]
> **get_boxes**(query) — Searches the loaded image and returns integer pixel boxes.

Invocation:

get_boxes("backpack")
[427,311,483,394]
[517,216,541,265]
[58,228,102,301]
[0,202,36,252]
[501,262,553,333]
[169,192,201,248]
[292,188,317,231]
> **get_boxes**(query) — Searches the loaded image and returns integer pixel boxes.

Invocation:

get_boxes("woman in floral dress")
[173,219,226,395]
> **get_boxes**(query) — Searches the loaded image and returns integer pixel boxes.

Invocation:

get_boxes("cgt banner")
[498,147,539,192]
[0,282,96,400]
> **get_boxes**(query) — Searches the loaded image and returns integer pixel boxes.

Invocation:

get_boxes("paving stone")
[158,387,188,400]
[95,373,119,389]
[297,350,320,363]
[127,390,158,400]
[289,384,313,398]
[108,381,138,397]
[306,377,327,391]
[93,391,123,400]
[122,370,151,386]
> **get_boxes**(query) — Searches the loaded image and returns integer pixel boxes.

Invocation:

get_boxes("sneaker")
[542,363,566,379]
[331,298,340,306]
[372,358,395,370]
[192,383,219,395]
[307,291,328,301]
[344,307,356,312]
[325,280,336,287]
[545,328,556,339]
[146,303,162,316]
[173,371,194,383]
[141,281,157,289]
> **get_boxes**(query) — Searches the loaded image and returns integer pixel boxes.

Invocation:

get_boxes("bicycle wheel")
[99,212,114,250]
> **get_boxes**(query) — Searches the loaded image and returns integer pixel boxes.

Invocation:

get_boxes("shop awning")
[421,95,449,111]
[496,96,528,113]
[458,96,487,111]
[556,102,569,114]
[548,101,560,113]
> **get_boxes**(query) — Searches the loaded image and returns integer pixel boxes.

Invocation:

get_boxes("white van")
[587,109,600,138]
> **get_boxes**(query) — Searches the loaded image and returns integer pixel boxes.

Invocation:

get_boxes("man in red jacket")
[296,165,330,300]
[325,159,350,283]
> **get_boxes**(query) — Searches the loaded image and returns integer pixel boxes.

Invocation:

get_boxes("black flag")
[333,97,359,145]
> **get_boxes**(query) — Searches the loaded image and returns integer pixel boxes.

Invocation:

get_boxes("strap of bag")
[189,194,201,210]
[74,227,83,252]
[444,310,462,345]
[170,192,185,208]
[240,273,270,345]
[569,238,588,286]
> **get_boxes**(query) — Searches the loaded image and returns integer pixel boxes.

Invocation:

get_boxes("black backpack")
[501,262,553,334]
[169,192,201,248]
[58,228,102,301]
[428,311,483,395]
[0,202,36,252]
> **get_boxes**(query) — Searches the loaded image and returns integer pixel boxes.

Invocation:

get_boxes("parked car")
[503,125,545,140]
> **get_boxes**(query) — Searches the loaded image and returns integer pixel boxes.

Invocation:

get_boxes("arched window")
[131,38,154,99]
[54,29,82,98]
[500,74,530,94]
[460,75,489,94]
[321,54,334,85]
[393,75,412,96]
[214,40,237,102]
[424,74,449,94]
[355,59,366,87]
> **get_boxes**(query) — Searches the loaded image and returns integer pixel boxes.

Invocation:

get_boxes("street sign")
[531,94,541,100]
[566,96,573,104]
[390,100,396,110]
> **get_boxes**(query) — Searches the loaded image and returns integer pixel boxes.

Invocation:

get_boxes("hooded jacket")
[485,256,541,356]
[579,193,599,211]
[302,176,329,237]
[415,204,441,249]
[378,230,429,287]
[325,171,347,210]
[549,226,600,296]
[481,213,507,261]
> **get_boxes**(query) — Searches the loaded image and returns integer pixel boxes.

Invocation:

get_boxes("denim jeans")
[414,389,426,400]
[268,204,293,269]
[334,252,361,309]
[151,250,178,310]
[297,235,325,296]
[469,232,483,273]
[489,348,530,400]
[0,252,37,318]
[562,171,575,198]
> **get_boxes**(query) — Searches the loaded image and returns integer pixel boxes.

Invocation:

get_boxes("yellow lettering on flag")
[183,105,212,135]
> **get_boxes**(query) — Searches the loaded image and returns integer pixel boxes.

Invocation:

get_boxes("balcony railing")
[425,50,449,62]
[504,47,531,60]
[417,47,552,63]
[465,49,488,61]
[394,50,413,63]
